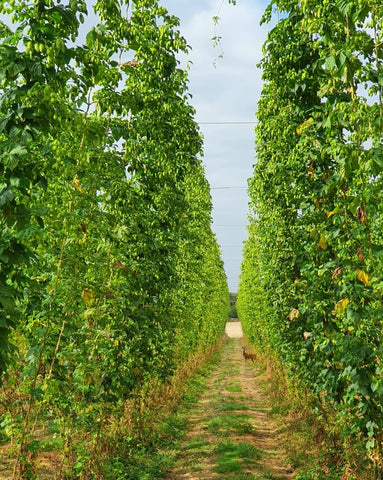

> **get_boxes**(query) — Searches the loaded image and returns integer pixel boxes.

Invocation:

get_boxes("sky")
[161,0,271,292]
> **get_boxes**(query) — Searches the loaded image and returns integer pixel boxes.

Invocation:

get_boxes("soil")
[225,320,243,338]
[164,321,295,480]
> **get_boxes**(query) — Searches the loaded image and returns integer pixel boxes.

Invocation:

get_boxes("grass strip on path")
[162,336,295,480]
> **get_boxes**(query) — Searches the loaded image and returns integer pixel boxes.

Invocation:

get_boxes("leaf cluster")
[238,0,383,472]
[0,1,229,477]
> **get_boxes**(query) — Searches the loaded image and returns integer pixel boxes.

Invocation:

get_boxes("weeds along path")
[165,325,294,480]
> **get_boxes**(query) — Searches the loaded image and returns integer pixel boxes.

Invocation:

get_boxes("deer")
[242,347,256,363]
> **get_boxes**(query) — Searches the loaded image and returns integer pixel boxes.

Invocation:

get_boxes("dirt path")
[165,323,294,480]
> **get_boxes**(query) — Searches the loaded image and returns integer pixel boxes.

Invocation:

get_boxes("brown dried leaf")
[121,60,138,67]
[287,308,301,321]
[357,206,367,224]
[332,267,343,279]
[113,259,127,270]
[357,247,365,264]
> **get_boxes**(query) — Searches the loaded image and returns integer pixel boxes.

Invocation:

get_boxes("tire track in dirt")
[165,323,295,479]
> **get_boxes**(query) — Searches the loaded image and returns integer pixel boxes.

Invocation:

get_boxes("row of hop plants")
[238,0,383,475]
[0,1,229,477]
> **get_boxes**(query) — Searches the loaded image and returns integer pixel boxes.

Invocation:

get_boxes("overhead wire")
[198,121,256,125]
[210,186,247,189]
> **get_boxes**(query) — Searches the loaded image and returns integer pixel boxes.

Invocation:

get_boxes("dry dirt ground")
[225,320,244,339]
[164,321,295,480]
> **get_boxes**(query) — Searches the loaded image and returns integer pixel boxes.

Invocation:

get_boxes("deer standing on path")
[242,346,256,363]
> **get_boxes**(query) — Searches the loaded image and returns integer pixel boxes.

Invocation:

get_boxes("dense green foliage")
[0,0,229,477]
[238,0,383,469]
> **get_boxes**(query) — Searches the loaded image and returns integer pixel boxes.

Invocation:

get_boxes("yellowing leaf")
[318,233,327,250]
[72,175,84,193]
[307,159,314,177]
[356,269,370,286]
[84,308,96,318]
[335,298,349,315]
[81,289,93,305]
[296,117,314,135]
[327,209,343,218]
[288,307,301,321]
